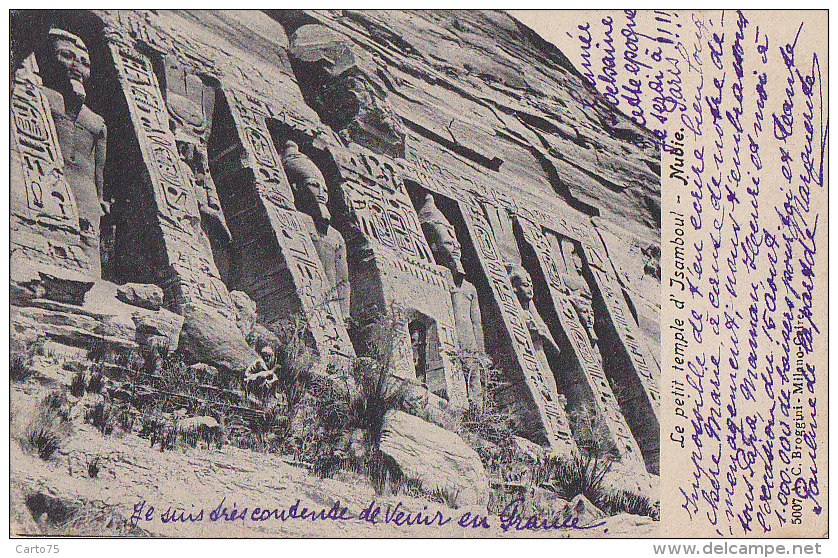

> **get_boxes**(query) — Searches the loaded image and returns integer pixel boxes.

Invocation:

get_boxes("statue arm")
[195,147,232,243]
[95,122,107,211]
[469,286,486,354]
[337,235,350,318]
[536,312,561,356]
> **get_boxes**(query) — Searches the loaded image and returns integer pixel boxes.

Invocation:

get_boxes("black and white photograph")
[7,8,827,542]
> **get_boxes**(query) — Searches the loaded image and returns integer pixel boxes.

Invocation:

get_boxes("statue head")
[508,264,534,305]
[418,193,464,276]
[259,345,276,369]
[560,237,586,275]
[47,28,90,102]
[281,140,331,229]
[288,24,405,158]
[163,57,211,143]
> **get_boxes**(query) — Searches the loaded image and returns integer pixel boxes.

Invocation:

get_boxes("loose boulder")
[229,290,258,337]
[179,303,261,374]
[116,283,164,310]
[131,307,184,354]
[379,410,489,507]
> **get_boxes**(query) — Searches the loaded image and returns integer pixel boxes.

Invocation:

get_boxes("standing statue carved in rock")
[281,141,350,320]
[508,264,566,408]
[39,29,107,276]
[508,264,562,357]
[162,57,231,246]
[558,238,599,357]
[418,193,486,403]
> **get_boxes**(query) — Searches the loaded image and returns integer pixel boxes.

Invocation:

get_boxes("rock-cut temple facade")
[10,10,662,478]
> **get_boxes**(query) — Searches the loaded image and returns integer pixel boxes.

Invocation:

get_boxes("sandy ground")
[9,362,657,538]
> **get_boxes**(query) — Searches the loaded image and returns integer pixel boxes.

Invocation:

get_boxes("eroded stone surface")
[116,283,164,311]
[379,410,489,507]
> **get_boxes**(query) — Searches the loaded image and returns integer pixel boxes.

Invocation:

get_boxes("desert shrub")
[28,495,150,537]
[10,337,43,382]
[290,308,411,489]
[23,390,72,460]
[10,353,34,382]
[27,427,62,460]
[270,313,316,407]
[597,489,659,520]
[69,371,87,397]
[244,404,289,452]
[114,348,144,371]
[427,486,462,509]
[157,354,192,391]
[536,451,613,504]
[86,401,115,436]
[86,371,104,394]
[87,456,101,478]
[86,340,114,363]
[39,390,72,423]
[111,402,137,433]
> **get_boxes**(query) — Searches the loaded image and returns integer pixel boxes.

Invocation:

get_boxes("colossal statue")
[507,265,562,359]
[507,264,566,416]
[162,57,231,246]
[281,140,350,319]
[39,28,107,275]
[418,193,485,403]
[559,237,599,353]
[288,24,405,158]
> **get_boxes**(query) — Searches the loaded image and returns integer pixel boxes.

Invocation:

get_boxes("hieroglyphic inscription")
[459,195,575,456]
[223,87,294,210]
[330,144,465,404]
[218,85,354,359]
[517,216,645,469]
[584,237,661,413]
[270,208,354,359]
[110,40,231,311]
[110,43,200,227]
[333,146,435,265]
[11,77,81,233]
[432,317,466,408]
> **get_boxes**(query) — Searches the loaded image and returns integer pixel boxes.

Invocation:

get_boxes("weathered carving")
[583,236,661,473]
[288,24,405,158]
[109,38,259,373]
[9,11,661,486]
[281,140,350,319]
[328,144,466,407]
[161,56,231,246]
[558,237,599,354]
[39,29,108,275]
[508,265,560,360]
[213,85,354,362]
[516,216,646,471]
[11,52,93,278]
[457,194,575,457]
[418,193,486,403]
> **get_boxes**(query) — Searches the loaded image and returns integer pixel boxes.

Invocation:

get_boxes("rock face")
[379,410,489,507]
[11,9,659,477]
[10,279,183,357]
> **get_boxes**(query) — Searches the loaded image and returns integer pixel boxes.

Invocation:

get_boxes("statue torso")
[450,279,480,353]
[42,87,105,225]
[310,225,346,288]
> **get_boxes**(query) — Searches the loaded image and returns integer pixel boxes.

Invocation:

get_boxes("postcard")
[7,8,828,542]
